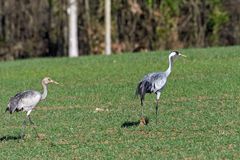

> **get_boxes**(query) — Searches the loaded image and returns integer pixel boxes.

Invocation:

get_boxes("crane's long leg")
[28,115,39,138]
[139,97,147,125]
[155,92,161,124]
[141,97,144,117]
[20,117,28,139]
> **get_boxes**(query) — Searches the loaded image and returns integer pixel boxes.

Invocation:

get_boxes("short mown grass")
[0,46,240,159]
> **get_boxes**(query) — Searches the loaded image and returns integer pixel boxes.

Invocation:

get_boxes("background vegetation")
[0,0,239,59]
[0,46,240,159]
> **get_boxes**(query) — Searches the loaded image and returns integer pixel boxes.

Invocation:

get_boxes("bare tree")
[105,0,111,55]
[68,0,79,57]
[0,1,236,59]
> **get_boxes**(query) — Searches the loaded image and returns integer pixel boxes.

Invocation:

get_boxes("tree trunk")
[105,0,111,55]
[68,0,79,57]
[85,0,92,54]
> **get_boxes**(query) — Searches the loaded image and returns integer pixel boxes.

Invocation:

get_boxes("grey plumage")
[5,77,59,139]
[6,91,41,114]
[136,72,167,105]
[135,51,186,124]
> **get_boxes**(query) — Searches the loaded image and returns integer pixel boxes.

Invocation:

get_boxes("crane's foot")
[20,134,25,139]
[35,133,40,139]
[36,133,46,140]
[139,116,149,126]
[19,130,25,138]
[18,133,25,142]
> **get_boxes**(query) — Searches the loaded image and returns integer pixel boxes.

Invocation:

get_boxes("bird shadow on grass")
[0,135,22,142]
[121,117,149,128]
[121,121,140,128]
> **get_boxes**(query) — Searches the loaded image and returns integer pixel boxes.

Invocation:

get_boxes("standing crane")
[135,51,186,124]
[5,77,59,139]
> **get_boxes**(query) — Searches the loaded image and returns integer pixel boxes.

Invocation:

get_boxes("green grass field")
[0,46,240,159]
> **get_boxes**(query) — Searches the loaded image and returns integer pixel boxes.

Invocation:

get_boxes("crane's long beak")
[52,80,59,85]
[180,54,187,58]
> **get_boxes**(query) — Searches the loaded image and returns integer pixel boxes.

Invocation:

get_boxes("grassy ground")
[0,46,240,159]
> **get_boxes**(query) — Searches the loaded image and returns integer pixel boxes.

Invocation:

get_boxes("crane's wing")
[148,72,167,92]
[136,72,167,100]
[7,90,41,114]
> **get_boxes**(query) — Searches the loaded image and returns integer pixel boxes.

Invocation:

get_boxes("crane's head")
[169,51,187,61]
[42,77,59,85]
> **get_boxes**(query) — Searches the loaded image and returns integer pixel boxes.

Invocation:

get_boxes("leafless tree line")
[0,0,239,60]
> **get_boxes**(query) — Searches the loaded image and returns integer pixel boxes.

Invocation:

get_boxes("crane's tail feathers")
[135,81,141,94]
[5,107,14,114]
[5,107,9,113]
[135,81,150,102]
[135,82,142,98]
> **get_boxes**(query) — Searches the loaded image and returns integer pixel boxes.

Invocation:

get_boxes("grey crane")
[135,51,186,124]
[5,77,59,138]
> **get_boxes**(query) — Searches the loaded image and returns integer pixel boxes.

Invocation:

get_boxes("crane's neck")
[165,56,173,77]
[41,82,48,100]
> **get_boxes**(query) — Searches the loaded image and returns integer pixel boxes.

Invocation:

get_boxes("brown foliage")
[0,0,239,59]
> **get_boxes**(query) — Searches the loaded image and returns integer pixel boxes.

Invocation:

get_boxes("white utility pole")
[68,0,79,57]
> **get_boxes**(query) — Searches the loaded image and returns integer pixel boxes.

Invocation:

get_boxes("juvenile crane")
[5,77,59,138]
[136,51,186,124]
